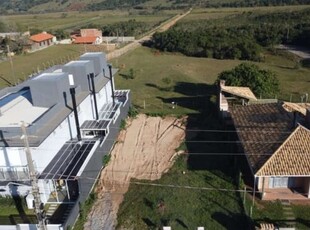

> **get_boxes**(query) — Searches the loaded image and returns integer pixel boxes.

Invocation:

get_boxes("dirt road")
[84,115,186,229]
[106,9,191,60]
[277,44,310,59]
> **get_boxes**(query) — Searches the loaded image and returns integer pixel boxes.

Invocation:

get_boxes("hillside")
[0,0,310,13]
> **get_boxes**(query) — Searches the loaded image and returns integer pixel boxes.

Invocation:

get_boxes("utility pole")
[7,45,16,86]
[21,121,46,230]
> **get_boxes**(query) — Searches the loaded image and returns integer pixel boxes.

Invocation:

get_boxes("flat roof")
[33,72,66,81]
[0,90,48,127]
[65,60,90,67]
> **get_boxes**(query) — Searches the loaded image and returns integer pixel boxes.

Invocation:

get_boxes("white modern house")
[0,52,130,228]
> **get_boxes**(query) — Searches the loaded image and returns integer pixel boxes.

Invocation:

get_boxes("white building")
[0,52,130,228]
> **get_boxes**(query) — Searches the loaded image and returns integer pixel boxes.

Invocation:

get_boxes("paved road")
[106,9,192,60]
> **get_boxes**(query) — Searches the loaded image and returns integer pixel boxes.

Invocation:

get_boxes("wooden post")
[143,100,146,109]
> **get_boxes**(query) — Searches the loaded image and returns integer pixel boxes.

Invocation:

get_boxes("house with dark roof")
[230,102,310,200]
[29,32,56,51]
[217,79,310,200]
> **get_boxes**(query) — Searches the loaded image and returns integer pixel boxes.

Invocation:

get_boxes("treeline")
[81,19,150,37]
[0,0,64,12]
[87,0,151,11]
[220,0,310,7]
[151,9,310,61]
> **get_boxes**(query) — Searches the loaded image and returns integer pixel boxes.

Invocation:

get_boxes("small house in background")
[29,32,56,52]
[71,28,102,45]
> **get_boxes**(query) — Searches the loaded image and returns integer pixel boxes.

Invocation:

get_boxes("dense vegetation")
[0,0,310,13]
[152,9,310,61]
[217,63,280,97]
[87,0,151,11]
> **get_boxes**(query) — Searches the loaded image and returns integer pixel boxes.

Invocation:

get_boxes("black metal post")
[108,65,115,105]
[89,73,99,120]
[70,87,81,141]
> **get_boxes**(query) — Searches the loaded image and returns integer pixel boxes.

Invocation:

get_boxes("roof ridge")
[255,125,309,176]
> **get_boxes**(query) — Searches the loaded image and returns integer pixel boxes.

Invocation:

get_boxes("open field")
[183,5,310,22]
[0,45,83,87]
[112,47,310,114]
[1,10,179,31]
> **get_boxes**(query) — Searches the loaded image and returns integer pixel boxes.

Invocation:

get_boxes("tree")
[217,63,280,97]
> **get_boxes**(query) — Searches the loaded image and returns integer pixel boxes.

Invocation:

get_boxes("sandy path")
[84,114,186,230]
[106,9,192,60]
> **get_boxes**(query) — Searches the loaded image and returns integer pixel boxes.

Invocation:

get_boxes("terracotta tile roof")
[256,125,310,176]
[73,36,97,44]
[30,32,54,42]
[221,86,257,101]
[282,102,310,116]
[230,103,294,173]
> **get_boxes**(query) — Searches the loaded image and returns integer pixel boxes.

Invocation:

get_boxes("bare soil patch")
[84,114,186,229]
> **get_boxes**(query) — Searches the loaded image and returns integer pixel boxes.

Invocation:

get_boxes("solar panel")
[99,102,121,120]
[39,140,96,180]
[80,120,110,131]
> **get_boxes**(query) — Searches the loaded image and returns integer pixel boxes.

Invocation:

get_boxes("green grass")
[0,44,83,87]
[292,205,310,229]
[183,5,310,22]
[0,196,36,225]
[112,47,240,114]
[243,199,310,229]
[3,10,178,32]
[112,47,310,115]
[117,154,249,229]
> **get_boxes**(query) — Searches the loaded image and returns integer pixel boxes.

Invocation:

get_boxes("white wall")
[0,147,22,167]
[0,86,110,173]
[0,79,113,200]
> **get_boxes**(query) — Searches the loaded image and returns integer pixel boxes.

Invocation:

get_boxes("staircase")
[281,200,296,229]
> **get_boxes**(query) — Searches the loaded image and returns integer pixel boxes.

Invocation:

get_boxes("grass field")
[183,5,310,22]
[111,42,310,228]
[0,45,83,87]
[112,46,310,115]
[3,10,178,32]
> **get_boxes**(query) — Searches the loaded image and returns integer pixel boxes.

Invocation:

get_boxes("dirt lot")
[84,114,186,229]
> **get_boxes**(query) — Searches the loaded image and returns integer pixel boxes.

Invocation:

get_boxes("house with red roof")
[29,32,56,51]
[71,29,102,45]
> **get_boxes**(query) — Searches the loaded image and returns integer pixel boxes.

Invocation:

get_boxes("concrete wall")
[103,36,135,43]
[29,72,70,108]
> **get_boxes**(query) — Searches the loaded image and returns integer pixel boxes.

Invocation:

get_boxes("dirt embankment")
[84,114,186,230]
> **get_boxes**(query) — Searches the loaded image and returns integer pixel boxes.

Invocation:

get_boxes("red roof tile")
[30,33,54,42]
[73,36,97,44]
